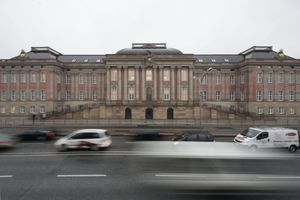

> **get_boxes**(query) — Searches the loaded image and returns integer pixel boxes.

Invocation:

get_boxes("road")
[1,135,300,200]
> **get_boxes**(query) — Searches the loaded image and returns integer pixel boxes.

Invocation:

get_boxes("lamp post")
[193,67,215,125]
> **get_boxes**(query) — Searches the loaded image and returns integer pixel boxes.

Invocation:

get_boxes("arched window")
[125,107,132,119]
[145,108,153,120]
[146,87,152,101]
[167,108,174,120]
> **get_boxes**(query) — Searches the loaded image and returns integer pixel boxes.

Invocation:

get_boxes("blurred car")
[54,129,112,151]
[16,129,56,141]
[133,130,177,141]
[0,133,16,148]
[173,131,215,142]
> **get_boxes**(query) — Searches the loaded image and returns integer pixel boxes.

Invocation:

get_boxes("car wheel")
[90,145,99,151]
[289,145,297,153]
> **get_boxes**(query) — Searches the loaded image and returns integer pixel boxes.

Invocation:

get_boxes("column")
[171,66,175,100]
[118,66,122,100]
[153,66,157,100]
[177,66,181,100]
[123,66,128,100]
[141,67,145,100]
[106,67,110,100]
[189,67,193,101]
[159,66,163,100]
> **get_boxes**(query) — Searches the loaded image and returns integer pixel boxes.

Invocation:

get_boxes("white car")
[54,129,112,151]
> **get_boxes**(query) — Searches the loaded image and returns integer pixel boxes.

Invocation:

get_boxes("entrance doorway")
[125,108,132,119]
[145,108,153,120]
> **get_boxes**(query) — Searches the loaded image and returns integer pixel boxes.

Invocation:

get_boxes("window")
[278,72,284,83]
[279,107,285,114]
[240,74,245,84]
[278,91,284,101]
[20,72,26,83]
[163,69,170,81]
[65,74,71,84]
[201,75,207,85]
[216,91,221,101]
[257,107,263,115]
[1,72,7,83]
[256,90,262,101]
[30,72,36,83]
[40,90,46,101]
[111,69,117,81]
[40,72,46,83]
[230,91,235,101]
[40,105,46,113]
[92,74,97,84]
[290,108,295,115]
[111,87,117,100]
[216,74,221,85]
[289,91,295,101]
[230,75,235,85]
[11,90,16,101]
[211,59,216,62]
[65,91,71,100]
[224,59,229,62]
[1,91,7,101]
[128,69,135,81]
[79,91,84,100]
[268,91,273,101]
[30,90,36,101]
[20,106,25,113]
[181,69,188,81]
[201,91,207,101]
[240,92,244,101]
[10,106,15,114]
[30,105,36,113]
[0,107,5,114]
[256,72,263,83]
[79,74,84,84]
[268,106,273,115]
[267,72,273,83]
[181,87,188,100]
[163,87,170,100]
[11,72,17,83]
[146,69,152,81]
[20,90,26,101]
[92,92,97,101]
[128,87,135,100]
[289,73,295,83]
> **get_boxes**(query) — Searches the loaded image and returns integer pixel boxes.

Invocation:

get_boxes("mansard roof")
[116,43,183,55]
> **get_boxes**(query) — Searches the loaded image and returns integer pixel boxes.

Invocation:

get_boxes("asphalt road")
[1,135,300,200]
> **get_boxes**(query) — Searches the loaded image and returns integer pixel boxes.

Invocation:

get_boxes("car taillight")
[47,132,55,138]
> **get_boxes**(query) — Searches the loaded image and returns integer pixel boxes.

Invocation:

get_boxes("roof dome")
[116,43,183,55]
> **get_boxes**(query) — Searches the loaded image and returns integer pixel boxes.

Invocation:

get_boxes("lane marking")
[0,175,13,178]
[258,176,300,179]
[155,173,206,178]
[57,174,106,178]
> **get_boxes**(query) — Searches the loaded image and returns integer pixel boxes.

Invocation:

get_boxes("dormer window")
[71,59,76,62]
[224,59,229,62]
[96,59,101,62]
[84,59,88,62]
[198,59,203,62]
[211,59,216,62]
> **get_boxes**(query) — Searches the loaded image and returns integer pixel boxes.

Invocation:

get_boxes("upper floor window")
[215,91,221,101]
[256,72,263,83]
[92,74,97,84]
[201,91,207,101]
[181,69,188,81]
[30,72,36,83]
[256,90,262,101]
[20,72,26,83]
[290,108,295,115]
[20,91,26,101]
[146,69,152,81]
[79,91,84,100]
[92,92,97,101]
[65,91,71,100]
[128,87,135,100]
[257,107,263,115]
[111,86,117,100]
[111,69,117,81]
[128,69,135,81]
[20,106,25,114]
[240,92,245,101]
[278,91,284,101]
[0,107,5,114]
[57,75,61,84]
[279,107,285,115]
[11,90,16,101]
[268,91,273,101]
[289,73,295,83]
[164,69,170,81]
[10,106,16,114]
[201,75,207,85]
[163,87,170,100]
[289,91,295,101]
[65,74,71,84]
[181,87,188,100]
[40,105,46,113]
[40,90,46,101]
[79,74,84,84]
[216,74,221,85]
[268,106,274,115]
[11,72,17,83]
[1,91,7,101]
[278,72,284,83]
[30,105,36,114]
[40,72,46,83]
[229,75,235,85]
[267,72,273,83]
[230,91,235,101]
[30,90,36,101]
[1,72,8,83]
[240,74,245,84]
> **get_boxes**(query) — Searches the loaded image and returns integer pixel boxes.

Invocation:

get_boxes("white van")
[234,127,299,152]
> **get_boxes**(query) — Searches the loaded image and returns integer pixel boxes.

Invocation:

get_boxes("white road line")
[57,174,107,178]
[0,175,13,178]
[155,174,206,178]
[258,176,300,179]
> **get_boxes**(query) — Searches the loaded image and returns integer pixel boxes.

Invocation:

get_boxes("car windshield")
[240,128,260,138]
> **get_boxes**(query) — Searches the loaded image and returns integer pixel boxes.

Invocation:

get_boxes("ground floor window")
[125,107,132,119]
[167,108,174,120]
[145,108,153,120]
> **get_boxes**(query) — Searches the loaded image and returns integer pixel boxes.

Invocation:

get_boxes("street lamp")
[193,67,215,124]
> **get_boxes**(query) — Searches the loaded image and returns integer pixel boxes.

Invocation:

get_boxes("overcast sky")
[1,0,299,58]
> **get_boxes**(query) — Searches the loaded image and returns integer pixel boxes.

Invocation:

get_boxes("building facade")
[0,43,300,120]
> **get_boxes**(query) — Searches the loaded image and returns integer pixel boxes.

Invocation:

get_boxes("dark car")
[16,129,56,141]
[173,131,215,142]
[133,130,177,141]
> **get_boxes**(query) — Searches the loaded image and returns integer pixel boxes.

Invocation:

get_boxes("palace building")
[0,43,299,120]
